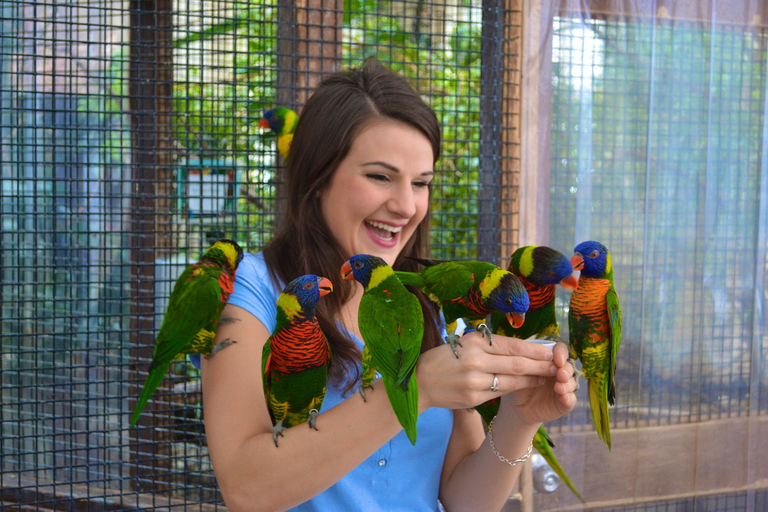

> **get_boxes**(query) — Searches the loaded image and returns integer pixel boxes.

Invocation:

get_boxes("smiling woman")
[199,57,578,512]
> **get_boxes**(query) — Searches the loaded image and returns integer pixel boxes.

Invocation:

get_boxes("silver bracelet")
[487,416,534,466]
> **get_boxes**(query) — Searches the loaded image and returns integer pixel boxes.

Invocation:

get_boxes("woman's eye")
[413,180,430,189]
[366,173,389,182]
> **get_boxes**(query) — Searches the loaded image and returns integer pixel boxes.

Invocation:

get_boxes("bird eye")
[547,272,555,278]
[589,250,599,258]
[504,298,512,306]
[354,261,363,269]
[305,282,313,290]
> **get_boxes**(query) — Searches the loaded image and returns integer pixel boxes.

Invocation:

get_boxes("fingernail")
[550,365,558,374]
[545,351,553,361]
[538,377,545,385]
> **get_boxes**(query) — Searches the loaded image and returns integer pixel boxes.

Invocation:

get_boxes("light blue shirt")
[225,252,454,511]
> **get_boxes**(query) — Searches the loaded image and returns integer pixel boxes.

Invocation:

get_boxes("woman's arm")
[202,303,409,512]
[426,334,578,512]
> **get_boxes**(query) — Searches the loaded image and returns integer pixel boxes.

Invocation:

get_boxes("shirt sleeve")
[226,251,280,333]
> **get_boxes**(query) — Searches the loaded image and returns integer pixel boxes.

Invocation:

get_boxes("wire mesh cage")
[1,0,767,510]
[1,0,521,508]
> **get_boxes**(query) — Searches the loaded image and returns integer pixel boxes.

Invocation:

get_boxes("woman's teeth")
[366,221,402,241]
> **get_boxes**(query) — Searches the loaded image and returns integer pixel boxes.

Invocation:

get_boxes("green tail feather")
[534,428,584,503]
[382,374,419,445]
[130,363,171,428]
[588,376,611,450]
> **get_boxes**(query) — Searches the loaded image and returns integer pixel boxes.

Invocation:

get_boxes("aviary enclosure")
[0,0,766,510]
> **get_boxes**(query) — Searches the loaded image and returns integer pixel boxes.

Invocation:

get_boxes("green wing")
[151,266,223,370]
[420,261,476,302]
[606,285,622,405]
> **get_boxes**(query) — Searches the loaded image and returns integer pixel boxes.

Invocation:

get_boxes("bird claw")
[272,421,285,447]
[446,334,463,358]
[569,358,585,380]
[205,338,237,359]
[309,409,319,431]
[358,383,374,402]
[477,323,493,346]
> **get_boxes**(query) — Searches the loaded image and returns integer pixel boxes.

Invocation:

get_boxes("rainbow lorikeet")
[475,398,584,503]
[491,245,578,341]
[481,245,583,502]
[259,106,298,162]
[262,274,333,447]
[342,254,423,445]
[395,258,529,358]
[568,240,622,450]
[130,239,244,428]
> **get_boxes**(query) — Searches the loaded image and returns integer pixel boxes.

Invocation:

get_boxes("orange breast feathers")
[570,277,612,344]
[268,320,330,374]
[521,276,555,312]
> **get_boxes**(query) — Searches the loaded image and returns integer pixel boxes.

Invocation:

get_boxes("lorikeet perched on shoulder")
[342,254,423,445]
[491,245,578,341]
[568,240,622,450]
[262,274,333,446]
[259,106,298,162]
[395,258,529,357]
[131,239,244,428]
[475,398,584,503]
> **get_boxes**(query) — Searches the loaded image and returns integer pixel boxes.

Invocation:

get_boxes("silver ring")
[490,375,499,393]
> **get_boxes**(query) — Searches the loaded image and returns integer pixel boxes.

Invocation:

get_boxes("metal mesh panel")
[0,0,519,508]
[549,15,768,430]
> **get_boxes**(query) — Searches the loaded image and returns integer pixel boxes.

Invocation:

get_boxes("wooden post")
[128,0,174,493]
[274,0,342,221]
[500,0,524,260]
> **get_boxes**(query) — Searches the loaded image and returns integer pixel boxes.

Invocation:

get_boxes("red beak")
[560,273,579,291]
[506,312,526,329]
[341,261,354,280]
[259,118,271,130]
[571,254,584,272]
[317,277,333,296]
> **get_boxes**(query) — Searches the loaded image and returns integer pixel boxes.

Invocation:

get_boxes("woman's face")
[320,120,434,267]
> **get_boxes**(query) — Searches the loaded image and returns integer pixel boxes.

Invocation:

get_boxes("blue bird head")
[283,274,333,314]
[340,254,387,289]
[487,273,530,328]
[525,246,576,288]
[572,240,611,279]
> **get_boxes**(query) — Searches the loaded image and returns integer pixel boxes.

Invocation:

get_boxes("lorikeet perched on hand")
[130,239,244,428]
[259,106,298,162]
[475,398,584,503]
[262,274,333,447]
[568,240,622,450]
[480,246,583,501]
[491,245,578,341]
[395,258,529,357]
[342,254,423,445]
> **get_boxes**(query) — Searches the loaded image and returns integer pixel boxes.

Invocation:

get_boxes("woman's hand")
[501,341,578,425]
[415,330,560,413]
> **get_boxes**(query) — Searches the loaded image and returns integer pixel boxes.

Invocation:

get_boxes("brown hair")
[263,57,443,391]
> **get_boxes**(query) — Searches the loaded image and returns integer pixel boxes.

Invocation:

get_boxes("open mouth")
[365,220,402,242]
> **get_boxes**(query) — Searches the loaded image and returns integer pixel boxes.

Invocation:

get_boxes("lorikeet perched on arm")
[395,258,529,358]
[342,254,423,445]
[474,398,584,503]
[259,106,298,162]
[491,245,578,341]
[262,274,333,447]
[130,239,244,428]
[568,240,622,450]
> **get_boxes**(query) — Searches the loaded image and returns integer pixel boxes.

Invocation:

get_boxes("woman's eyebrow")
[362,162,435,177]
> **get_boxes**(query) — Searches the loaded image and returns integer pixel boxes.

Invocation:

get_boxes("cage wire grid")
[0,0,521,508]
[1,1,767,511]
